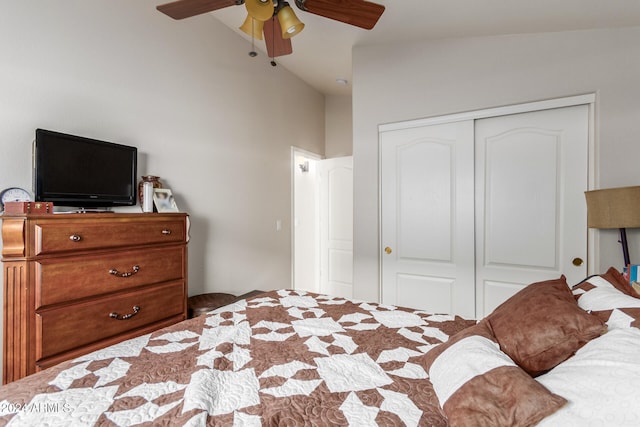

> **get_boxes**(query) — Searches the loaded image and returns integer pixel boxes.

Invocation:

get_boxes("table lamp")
[585,186,640,267]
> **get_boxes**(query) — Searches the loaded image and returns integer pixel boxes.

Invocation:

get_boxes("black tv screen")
[33,129,137,208]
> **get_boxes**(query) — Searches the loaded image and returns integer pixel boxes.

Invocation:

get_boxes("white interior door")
[380,121,476,318]
[318,157,353,298]
[475,105,589,316]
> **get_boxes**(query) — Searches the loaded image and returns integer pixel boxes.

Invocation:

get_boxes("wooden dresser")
[1,212,189,383]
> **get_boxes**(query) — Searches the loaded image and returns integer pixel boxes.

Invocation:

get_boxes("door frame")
[378,93,597,302]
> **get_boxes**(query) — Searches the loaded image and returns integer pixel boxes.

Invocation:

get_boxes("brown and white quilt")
[0,289,475,426]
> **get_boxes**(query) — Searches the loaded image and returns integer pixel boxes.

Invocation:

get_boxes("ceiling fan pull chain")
[249,24,258,57]
[246,14,258,57]
[270,16,277,66]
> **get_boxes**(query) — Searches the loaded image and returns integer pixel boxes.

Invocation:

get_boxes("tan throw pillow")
[486,276,606,376]
[425,321,567,427]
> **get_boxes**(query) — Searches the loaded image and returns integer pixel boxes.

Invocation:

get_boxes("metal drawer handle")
[109,305,140,320]
[161,229,172,235]
[69,234,82,242]
[108,265,140,277]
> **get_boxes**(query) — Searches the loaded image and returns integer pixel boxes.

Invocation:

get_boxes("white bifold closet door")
[380,104,589,319]
[380,120,476,317]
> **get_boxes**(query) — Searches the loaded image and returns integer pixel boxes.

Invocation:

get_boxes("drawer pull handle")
[108,265,140,277]
[69,234,82,242]
[161,229,172,235]
[109,305,140,320]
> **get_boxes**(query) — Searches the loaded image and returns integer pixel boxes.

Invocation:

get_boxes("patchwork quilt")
[0,290,474,426]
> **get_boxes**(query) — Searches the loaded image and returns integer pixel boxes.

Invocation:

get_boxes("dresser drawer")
[35,246,185,308]
[34,219,186,255]
[36,281,185,361]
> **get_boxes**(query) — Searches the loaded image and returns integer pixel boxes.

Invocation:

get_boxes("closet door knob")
[384,246,392,254]
[572,257,584,266]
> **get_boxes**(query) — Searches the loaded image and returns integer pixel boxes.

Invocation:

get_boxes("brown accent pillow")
[424,320,567,427]
[604,266,639,296]
[444,366,567,427]
[486,276,607,376]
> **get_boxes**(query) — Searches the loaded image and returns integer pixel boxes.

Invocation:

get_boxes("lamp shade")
[585,186,640,228]
[239,15,264,40]
[245,0,274,22]
[277,4,304,38]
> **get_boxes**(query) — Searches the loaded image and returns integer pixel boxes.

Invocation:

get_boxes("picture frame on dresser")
[153,188,179,213]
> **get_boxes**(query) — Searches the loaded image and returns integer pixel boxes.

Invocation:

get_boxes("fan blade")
[295,0,384,30]
[264,18,293,57]
[157,0,242,20]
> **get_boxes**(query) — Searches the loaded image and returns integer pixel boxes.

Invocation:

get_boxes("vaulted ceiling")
[201,0,640,95]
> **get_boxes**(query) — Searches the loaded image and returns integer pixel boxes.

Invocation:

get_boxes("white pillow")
[536,328,640,426]
[577,284,640,313]
[430,335,516,404]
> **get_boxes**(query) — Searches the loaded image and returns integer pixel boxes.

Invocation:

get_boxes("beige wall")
[352,27,640,302]
[325,95,352,158]
[0,0,325,304]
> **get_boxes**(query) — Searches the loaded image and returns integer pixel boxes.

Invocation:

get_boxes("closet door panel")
[398,141,452,261]
[484,128,559,268]
[380,120,475,318]
[475,105,589,317]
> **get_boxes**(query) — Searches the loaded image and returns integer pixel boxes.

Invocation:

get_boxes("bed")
[0,267,639,426]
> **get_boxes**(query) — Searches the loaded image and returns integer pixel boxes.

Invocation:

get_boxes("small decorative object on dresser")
[142,181,154,212]
[3,201,54,214]
[137,175,163,209]
[153,188,179,212]
[0,212,189,383]
[0,187,32,212]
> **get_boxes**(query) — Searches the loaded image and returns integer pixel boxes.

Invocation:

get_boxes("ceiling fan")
[156,0,385,60]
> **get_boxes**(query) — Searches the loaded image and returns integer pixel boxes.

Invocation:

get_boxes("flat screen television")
[33,128,138,208]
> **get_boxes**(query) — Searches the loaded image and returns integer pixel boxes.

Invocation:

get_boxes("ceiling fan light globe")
[245,0,274,22]
[239,15,264,40]
[277,5,305,38]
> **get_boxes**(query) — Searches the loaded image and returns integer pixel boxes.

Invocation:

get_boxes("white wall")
[325,95,352,157]
[0,0,325,304]
[352,27,640,302]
